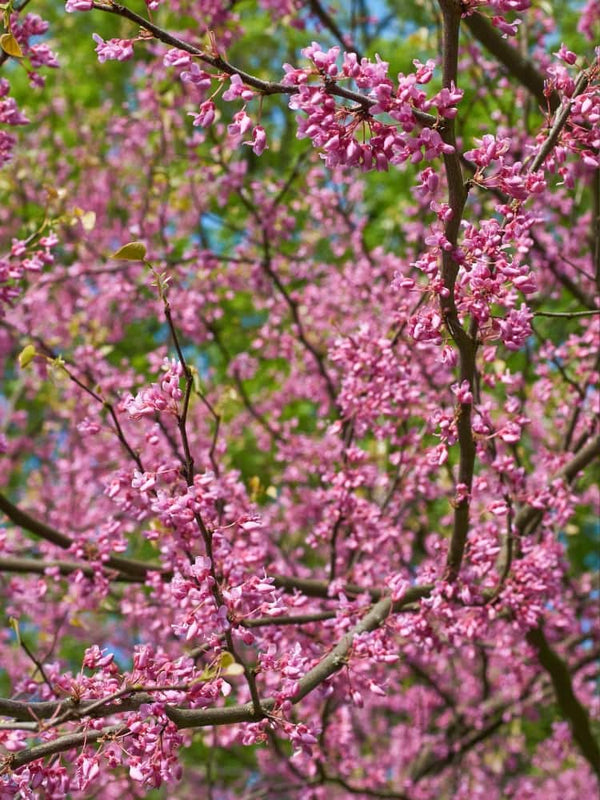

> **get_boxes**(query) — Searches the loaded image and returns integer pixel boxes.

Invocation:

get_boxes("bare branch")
[0,556,142,583]
[533,309,600,318]
[526,626,600,778]
[463,12,560,111]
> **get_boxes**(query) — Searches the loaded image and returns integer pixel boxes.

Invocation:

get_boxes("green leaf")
[218,651,245,676]
[0,33,24,58]
[222,661,245,677]
[18,344,37,369]
[8,617,21,645]
[111,241,147,261]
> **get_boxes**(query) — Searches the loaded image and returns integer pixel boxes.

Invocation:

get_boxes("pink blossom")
[65,0,93,11]
[190,100,216,127]
[245,125,268,155]
[92,34,134,63]
[222,73,255,102]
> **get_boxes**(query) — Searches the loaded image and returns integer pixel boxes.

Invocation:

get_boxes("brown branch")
[241,611,336,627]
[0,492,167,580]
[437,0,477,584]
[463,12,560,111]
[328,513,344,581]
[0,556,142,583]
[0,689,175,725]
[528,70,591,174]
[526,626,600,778]
[58,360,145,473]
[163,302,196,484]
[1,725,127,773]
[534,309,600,318]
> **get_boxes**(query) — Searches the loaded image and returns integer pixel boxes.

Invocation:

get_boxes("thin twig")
[533,309,600,318]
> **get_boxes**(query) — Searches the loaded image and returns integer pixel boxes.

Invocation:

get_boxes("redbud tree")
[0,0,598,796]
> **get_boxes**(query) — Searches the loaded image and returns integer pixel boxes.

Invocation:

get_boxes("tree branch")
[0,493,167,580]
[526,626,600,778]
[437,0,477,583]
[0,556,141,583]
[528,69,591,174]
[1,725,127,773]
[463,12,560,111]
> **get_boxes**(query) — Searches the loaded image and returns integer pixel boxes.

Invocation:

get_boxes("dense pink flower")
[92,34,134,63]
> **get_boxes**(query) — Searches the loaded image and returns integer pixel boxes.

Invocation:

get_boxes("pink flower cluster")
[283,44,461,170]
[11,13,59,81]
[0,232,58,313]
[92,34,135,63]
[124,359,184,419]
[0,13,56,170]
[330,323,423,436]
[463,0,531,38]
[0,79,28,169]
[464,134,547,199]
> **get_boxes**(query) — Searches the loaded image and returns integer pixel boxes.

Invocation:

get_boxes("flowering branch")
[90,1,437,126]
[1,725,127,773]
[528,68,593,174]
[437,0,477,584]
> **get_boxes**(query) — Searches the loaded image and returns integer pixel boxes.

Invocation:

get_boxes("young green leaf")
[0,33,24,58]
[111,241,147,261]
[18,344,37,369]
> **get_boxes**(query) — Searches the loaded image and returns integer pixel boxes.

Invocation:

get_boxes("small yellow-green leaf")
[111,241,147,261]
[218,652,235,669]
[249,476,261,500]
[0,33,24,58]
[18,344,37,369]
[222,662,245,677]
[81,211,96,232]
[8,617,21,645]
